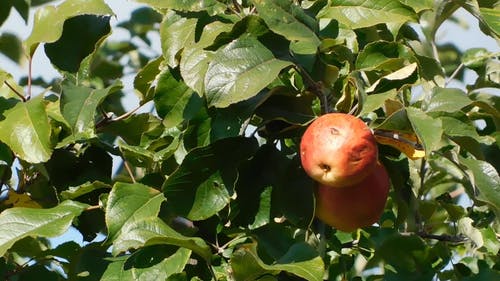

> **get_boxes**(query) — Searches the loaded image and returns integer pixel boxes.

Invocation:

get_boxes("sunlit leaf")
[204,37,292,108]
[134,0,226,15]
[252,0,320,45]
[160,10,197,68]
[423,88,472,113]
[0,200,88,256]
[106,182,165,242]
[101,247,191,281]
[231,242,324,281]
[180,21,233,95]
[318,0,416,30]
[112,217,211,260]
[0,95,52,163]
[406,107,443,157]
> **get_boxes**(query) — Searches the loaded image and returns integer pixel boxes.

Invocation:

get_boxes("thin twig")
[95,105,142,129]
[293,65,329,114]
[85,205,101,211]
[27,58,33,100]
[123,159,136,183]
[3,81,26,102]
[445,62,464,86]
[413,231,468,244]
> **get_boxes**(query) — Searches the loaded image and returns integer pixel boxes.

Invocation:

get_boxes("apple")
[300,113,377,187]
[315,162,390,232]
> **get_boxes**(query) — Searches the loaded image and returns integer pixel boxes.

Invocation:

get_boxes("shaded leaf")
[460,157,500,214]
[154,68,203,128]
[163,137,258,220]
[44,15,111,73]
[24,0,114,56]
[0,33,23,63]
[0,95,52,163]
[0,200,88,256]
[134,56,163,104]
[60,80,122,144]
[366,62,418,94]
[205,37,292,108]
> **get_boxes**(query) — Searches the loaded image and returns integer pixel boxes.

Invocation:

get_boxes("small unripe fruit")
[300,113,377,187]
[315,162,390,232]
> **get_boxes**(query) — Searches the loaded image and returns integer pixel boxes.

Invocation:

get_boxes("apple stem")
[293,64,330,114]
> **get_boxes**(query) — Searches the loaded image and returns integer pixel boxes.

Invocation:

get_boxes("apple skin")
[315,162,390,232]
[300,113,377,187]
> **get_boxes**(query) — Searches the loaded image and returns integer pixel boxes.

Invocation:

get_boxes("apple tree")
[0,0,499,280]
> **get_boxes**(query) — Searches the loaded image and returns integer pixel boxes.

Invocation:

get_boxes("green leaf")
[204,37,292,108]
[231,242,324,281]
[365,62,418,94]
[185,172,230,221]
[24,0,114,56]
[44,15,111,73]
[163,137,258,220]
[398,0,434,13]
[0,95,52,163]
[248,186,272,230]
[0,33,23,63]
[359,90,398,116]
[180,21,233,95]
[423,88,472,113]
[255,89,315,125]
[460,157,500,214]
[154,69,203,128]
[100,113,161,146]
[134,56,163,104]
[356,41,415,71]
[105,182,165,242]
[252,0,320,45]
[479,7,500,37]
[134,0,226,15]
[462,48,493,69]
[318,0,416,30]
[60,80,122,144]
[101,247,191,281]
[160,10,197,68]
[60,181,111,200]
[406,107,443,157]
[112,217,211,261]
[0,200,88,256]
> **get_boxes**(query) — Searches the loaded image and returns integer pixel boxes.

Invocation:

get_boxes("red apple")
[300,113,377,187]
[315,162,390,232]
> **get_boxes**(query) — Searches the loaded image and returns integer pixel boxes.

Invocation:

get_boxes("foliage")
[0,0,499,280]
